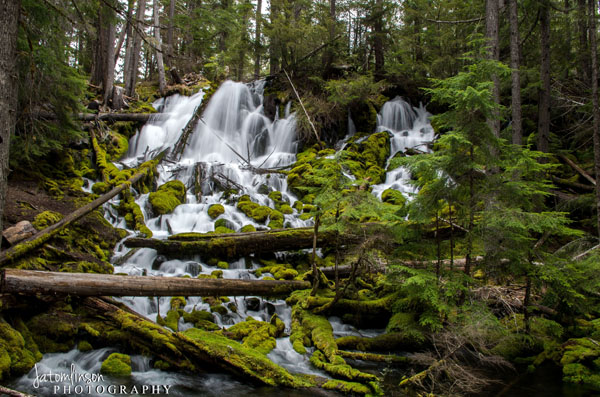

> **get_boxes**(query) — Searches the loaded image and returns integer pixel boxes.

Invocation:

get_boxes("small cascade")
[371,96,435,199]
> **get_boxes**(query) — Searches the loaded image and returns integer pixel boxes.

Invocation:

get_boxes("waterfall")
[371,97,434,199]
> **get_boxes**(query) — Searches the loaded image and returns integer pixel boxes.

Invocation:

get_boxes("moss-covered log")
[124,227,350,258]
[80,297,311,388]
[0,269,310,297]
[0,166,153,267]
[32,111,167,123]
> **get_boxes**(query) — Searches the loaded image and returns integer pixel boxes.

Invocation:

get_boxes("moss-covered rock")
[208,204,225,219]
[224,318,279,355]
[78,340,93,352]
[101,353,132,377]
[381,188,406,206]
[217,261,230,269]
[149,180,186,215]
[118,190,152,237]
[241,224,256,233]
[251,206,272,223]
[32,211,63,230]
[0,322,39,380]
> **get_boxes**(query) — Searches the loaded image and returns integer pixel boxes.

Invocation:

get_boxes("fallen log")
[559,154,596,186]
[31,111,168,123]
[80,297,309,388]
[318,257,479,277]
[551,175,595,191]
[0,165,152,267]
[124,228,346,258]
[0,386,35,397]
[0,269,310,297]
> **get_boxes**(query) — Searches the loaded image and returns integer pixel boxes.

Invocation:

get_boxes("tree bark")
[578,0,591,81]
[269,0,280,75]
[124,227,347,258]
[254,0,262,78]
[486,0,501,138]
[0,0,20,246]
[508,0,523,145]
[0,166,153,267]
[124,0,147,97]
[538,1,551,155]
[373,0,384,78]
[166,0,175,67]
[153,0,166,95]
[114,0,135,67]
[323,0,336,73]
[590,0,600,237]
[0,269,310,297]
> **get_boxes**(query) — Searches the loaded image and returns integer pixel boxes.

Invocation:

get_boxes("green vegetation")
[101,353,132,377]
[149,181,186,215]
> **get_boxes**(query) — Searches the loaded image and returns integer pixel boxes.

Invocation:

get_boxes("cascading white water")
[16,84,430,395]
[371,96,435,199]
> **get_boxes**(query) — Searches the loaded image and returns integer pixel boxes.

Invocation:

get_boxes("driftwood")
[0,269,310,297]
[0,167,152,267]
[124,228,345,258]
[559,154,596,186]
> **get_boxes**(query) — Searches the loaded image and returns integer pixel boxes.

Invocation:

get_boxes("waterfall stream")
[12,83,435,396]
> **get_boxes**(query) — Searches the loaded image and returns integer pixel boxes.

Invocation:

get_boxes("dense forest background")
[1,0,600,396]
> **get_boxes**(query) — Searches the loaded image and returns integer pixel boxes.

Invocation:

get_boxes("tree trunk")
[323,0,336,73]
[373,0,384,78]
[125,0,147,97]
[254,0,262,79]
[124,226,348,259]
[578,0,591,81]
[153,0,166,95]
[0,0,20,245]
[269,0,280,75]
[166,0,175,67]
[236,0,251,81]
[486,0,501,138]
[590,0,600,237]
[103,7,116,107]
[509,0,523,145]
[538,1,551,155]
[91,1,116,106]
[114,0,135,67]
[0,166,153,267]
[0,269,310,297]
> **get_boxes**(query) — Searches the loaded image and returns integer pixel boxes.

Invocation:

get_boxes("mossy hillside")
[101,353,132,377]
[149,180,186,215]
[0,321,40,380]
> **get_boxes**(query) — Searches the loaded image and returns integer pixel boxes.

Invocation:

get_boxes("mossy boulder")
[381,188,406,206]
[217,261,230,269]
[214,226,235,234]
[78,340,93,352]
[241,224,256,233]
[149,180,186,215]
[224,318,279,355]
[182,310,215,327]
[251,206,272,223]
[0,322,39,380]
[100,353,132,377]
[208,204,225,219]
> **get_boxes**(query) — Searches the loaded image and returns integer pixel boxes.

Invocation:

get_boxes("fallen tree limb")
[559,154,596,186]
[0,386,35,397]
[0,269,310,297]
[124,228,348,258]
[0,166,152,267]
[32,111,167,123]
[551,175,595,191]
[338,350,412,364]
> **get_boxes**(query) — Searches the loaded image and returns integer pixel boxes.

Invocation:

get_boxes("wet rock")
[152,255,168,270]
[246,297,261,312]
[184,261,202,277]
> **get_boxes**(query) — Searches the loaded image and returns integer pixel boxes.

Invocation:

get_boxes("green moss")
[292,201,304,212]
[321,379,372,395]
[149,180,186,215]
[211,270,223,278]
[208,204,225,219]
[210,305,228,315]
[101,353,132,377]
[78,340,93,352]
[214,226,235,234]
[153,360,171,371]
[310,350,378,383]
[170,296,186,310]
[163,309,181,332]
[225,318,279,355]
[268,191,283,202]
[92,182,111,195]
[118,190,152,237]
[381,188,407,206]
[182,328,309,387]
[251,206,272,223]
[106,132,129,161]
[386,312,425,344]
[182,310,215,326]
[214,218,228,229]
[0,322,38,380]
[237,200,260,217]
[32,211,63,230]
[241,224,256,233]
[279,204,293,215]
[217,261,230,269]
